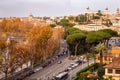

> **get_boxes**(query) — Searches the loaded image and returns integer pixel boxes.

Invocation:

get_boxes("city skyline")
[0,0,120,17]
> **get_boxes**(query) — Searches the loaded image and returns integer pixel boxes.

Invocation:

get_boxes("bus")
[54,72,69,80]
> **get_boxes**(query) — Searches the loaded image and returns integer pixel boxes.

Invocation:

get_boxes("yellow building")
[96,46,120,64]
[111,46,120,54]
[96,50,114,64]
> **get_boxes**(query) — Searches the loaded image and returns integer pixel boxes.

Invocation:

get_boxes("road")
[24,39,70,80]
[24,39,94,80]
[25,58,94,80]
[25,57,75,80]
[68,59,94,80]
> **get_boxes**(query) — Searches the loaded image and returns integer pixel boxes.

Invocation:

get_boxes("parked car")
[34,67,43,72]
[57,61,62,64]
[66,66,72,70]
[16,75,26,80]
[72,63,79,68]
[63,68,69,72]
[42,63,48,68]
[27,70,35,76]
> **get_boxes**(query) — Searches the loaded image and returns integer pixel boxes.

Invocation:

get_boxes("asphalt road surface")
[25,58,94,80]
[25,57,75,80]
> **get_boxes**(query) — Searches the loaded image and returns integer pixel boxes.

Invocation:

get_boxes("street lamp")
[80,56,84,69]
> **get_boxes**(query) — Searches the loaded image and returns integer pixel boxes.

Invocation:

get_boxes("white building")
[74,24,108,31]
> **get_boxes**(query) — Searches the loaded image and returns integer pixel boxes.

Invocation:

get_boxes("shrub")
[97,68,105,80]
[77,63,99,76]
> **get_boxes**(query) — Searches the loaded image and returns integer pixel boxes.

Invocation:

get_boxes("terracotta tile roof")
[102,51,115,57]
[104,57,120,69]
[97,50,115,57]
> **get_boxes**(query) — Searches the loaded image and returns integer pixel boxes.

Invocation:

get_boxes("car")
[17,75,26,80]
[27,70,35,76]
[42,63,48,68]
[34,67,43,72]
[76,60,82,64]
[67,66,72,70]
[48,60,51,64]
[57,61,62,64]
[16,78,23,80]
[52,75,56,80]
[72,63,79,68]
[70,63,76,68]
[63,68,69,72]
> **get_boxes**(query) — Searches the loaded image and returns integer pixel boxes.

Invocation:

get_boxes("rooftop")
[104,57,120,69]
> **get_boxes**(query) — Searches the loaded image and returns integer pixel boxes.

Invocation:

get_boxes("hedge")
[77,63,99,76]
[72,63,100,80]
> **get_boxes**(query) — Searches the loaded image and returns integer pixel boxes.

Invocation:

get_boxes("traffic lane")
[25,57,75,80]
[18,51,66,80]
[24,47,68,80]
[68,59,94,80]
[24,56,65,79]
[44,58,75,79]
[25,56,74,79]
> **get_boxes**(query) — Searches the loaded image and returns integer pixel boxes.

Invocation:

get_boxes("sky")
[0,0,120,17]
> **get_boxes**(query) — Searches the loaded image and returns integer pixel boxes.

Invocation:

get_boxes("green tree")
[78,71,91,80]
[59,18,75,28]
[79,14,87,24]
[99,29,118,37]
[66,33,86,57]
[68,16,75,22]
[65,27,85,38]
[50,24,56,28]
[95,43,106,67]
[98,29,118,46]
[97,10,103,16]
[97,68,105,80]
[86,53,93,66]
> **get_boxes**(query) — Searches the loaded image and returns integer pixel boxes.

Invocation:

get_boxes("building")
[116,8,120,17]
[104,57,120,80]
[85,7,110,20]
[96,37,120,64]
[73,24,108,31]
[96,50,115,64]
[108,37,120,47]
[111,46,120,55]
[86,24,104,31]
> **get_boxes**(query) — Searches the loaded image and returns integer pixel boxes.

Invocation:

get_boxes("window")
[104,56,107,61]
[98,56,100,60]
[109,58,112,63]
[108,69,113,73]
[115,70,120,74]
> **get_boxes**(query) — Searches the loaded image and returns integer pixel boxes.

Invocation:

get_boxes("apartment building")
[104,57,120,80]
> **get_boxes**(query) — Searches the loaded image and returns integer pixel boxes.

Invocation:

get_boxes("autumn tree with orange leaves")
[0,18,33,37]
[26,24,53,68]
[0,18,65,80]
[0,39,20,80]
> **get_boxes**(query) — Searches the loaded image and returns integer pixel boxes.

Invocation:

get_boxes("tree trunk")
[5,71,8,80]
[74,42,80,57]
[106,39,109,48]
[30,59,34,70]
[100,52,103,67]
[93,53,96,64]
[87,59,89,66]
